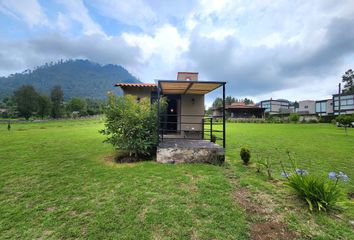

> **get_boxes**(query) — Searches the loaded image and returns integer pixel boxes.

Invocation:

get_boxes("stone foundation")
[157,139,224,164]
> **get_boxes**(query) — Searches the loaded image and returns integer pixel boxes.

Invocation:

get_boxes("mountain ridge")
[0,59,141,99]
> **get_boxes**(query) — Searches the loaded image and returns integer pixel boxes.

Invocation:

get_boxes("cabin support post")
[222,83,226,148]
[157,83,161,143]
[210,117,213,142]
[201,118,204,140]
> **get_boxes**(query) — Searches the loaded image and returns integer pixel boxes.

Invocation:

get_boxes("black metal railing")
[158,114,225,148]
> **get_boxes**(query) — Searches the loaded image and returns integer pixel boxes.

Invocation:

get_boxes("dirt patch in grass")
[234,188,266,215]
[250,221,297,240]
[103,152,152,163]
[45,206,57,212]
[103,154,115,162]
[101,154,140,169]
[190,229,198,240]
[227,168,297,239]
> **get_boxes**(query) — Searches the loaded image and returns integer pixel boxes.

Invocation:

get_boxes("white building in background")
[315,99,333,116]
[259,93,354,118]
[297,100,316,114]
[333,93,354,115]
[260,99,290,115]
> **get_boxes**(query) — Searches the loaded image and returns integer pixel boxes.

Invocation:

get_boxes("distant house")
[315,99,333,116]
[297,100,316,114]
[296,100,318,121]
[226,102,265,118]
[260,99,291,115]
[333,93,354,115]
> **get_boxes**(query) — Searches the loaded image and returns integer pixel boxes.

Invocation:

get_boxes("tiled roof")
[115,83,157,88]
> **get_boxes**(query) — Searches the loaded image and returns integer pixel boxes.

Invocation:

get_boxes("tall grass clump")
[280,151,349,212]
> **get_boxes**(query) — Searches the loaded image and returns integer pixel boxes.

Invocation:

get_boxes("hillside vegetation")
[0,60,140,99]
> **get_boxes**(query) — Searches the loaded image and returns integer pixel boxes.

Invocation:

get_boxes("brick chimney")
[177,72,198,81]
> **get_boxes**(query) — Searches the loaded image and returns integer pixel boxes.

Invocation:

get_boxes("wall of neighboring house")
[297,100,316,114]
[212,108,222,117]
[180,94,204,137]
[299,115,318,122]
[316,99,334,116]
[333,93,354,115]
[326,99,334,114]
[123,87,153,99]
[261,100,290,114]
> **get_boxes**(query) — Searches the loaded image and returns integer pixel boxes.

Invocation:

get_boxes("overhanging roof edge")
[156,80,226,95]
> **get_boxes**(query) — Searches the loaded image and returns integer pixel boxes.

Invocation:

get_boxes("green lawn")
[0,120,353,239]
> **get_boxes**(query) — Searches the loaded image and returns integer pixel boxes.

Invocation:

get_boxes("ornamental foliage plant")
[240,147,251,165]
[280,151,348,212]
[100,94,163,159]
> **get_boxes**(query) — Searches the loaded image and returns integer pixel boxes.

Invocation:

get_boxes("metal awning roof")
[157,80,226,95]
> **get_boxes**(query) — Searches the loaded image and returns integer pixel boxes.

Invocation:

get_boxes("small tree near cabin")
[100,94,162,159]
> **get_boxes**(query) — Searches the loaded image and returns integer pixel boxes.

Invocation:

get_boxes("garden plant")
[280,151,349,211]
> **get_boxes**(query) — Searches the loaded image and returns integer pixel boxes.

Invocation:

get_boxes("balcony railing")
[158,114,225,148]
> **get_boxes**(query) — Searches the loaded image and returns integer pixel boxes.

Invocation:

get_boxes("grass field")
[0,119,353,239]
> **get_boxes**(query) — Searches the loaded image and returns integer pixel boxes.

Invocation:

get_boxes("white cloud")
[88,0,156,30]
[0,34,141,76]
[122,24,190,81]
[57,0,105,36]
[0,0,48,27]
[56,12,71,32]
[123,24,188,64]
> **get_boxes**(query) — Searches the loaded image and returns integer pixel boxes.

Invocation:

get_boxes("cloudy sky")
[1,0,354,104]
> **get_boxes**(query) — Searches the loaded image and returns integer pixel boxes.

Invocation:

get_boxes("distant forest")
[0,59,140,99]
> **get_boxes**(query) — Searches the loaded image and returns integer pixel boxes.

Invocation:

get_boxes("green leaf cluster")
[100,94,164,158]
[285,174,341,211]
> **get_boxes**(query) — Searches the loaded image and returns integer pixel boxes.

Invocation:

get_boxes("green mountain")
[0,59,141,99]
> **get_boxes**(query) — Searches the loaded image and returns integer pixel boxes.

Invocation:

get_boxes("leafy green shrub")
[256,157,273,180]
[100,94,162,159]
[285,173,341,211]
[289,113,300,123]
[336,114,354,135]
[336,114,354,136]
[319,115,335,123]
[280,151,348,211]
[240,147,251,165]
